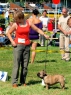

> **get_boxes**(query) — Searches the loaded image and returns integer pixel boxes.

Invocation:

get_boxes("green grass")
[0,46,71,95]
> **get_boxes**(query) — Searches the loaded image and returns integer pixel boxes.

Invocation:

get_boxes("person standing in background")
[29,9,43,64]
[67,17,71,46]
[58,7,70,61]
[39,10,49,46]
[6,21,15,38]
[67,17,71,28]
[6,21,14,34]
[4,9,9,28]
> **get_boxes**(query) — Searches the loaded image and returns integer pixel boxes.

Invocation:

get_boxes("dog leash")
[44,39,49,72]
[44,37,58,71]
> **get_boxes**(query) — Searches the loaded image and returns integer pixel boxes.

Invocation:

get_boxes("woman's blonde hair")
[14,10,24,20]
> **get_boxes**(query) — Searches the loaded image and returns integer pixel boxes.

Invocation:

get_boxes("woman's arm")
[30,22,49,39]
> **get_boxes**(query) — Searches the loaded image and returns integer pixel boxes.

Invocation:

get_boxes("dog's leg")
[60,81,65,89]
[45,84,49,89]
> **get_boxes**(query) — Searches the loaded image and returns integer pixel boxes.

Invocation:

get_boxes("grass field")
[0,45,71,95]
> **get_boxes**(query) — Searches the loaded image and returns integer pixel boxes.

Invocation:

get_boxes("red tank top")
[14,21,30,45]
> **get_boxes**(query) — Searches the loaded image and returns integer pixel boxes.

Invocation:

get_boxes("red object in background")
[48,22,53,31]
[0,27,3,34]
[52,0,60,4]
[0,27,3,31]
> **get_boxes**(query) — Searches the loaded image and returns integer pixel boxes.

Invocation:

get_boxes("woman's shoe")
[12,84,18,87]
[23,83,27,86]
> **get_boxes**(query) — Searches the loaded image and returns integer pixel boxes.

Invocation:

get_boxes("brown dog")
[37,70,65,89]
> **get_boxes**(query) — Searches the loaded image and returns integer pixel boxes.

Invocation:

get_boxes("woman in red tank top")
[6,10,49,87]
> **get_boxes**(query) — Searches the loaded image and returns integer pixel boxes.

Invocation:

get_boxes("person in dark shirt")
[29,9,43,63]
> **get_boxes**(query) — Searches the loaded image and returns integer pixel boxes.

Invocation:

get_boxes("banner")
[0,71,8,82]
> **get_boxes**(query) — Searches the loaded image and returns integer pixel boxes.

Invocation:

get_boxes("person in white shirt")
[58,7,70,61]
[4,9,9,28]
[39,10,49,46]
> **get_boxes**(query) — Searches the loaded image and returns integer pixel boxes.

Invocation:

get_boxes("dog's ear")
[44,73,47,76]
[43,70,46,72]
[43,70,47,76]
[43,70,46,73]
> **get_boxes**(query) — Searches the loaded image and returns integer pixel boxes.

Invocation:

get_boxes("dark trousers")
[12,44,30,85]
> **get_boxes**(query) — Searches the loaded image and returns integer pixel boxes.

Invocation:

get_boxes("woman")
[7,10,49,87]
[29,9,43,64]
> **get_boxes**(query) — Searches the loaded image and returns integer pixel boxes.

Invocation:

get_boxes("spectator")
[6,21,15,38]
[28,9,43,64]
[6,21,14,34]
[58,7,70,61]
[67,17,71,46]
[39,10,49,46]
[6,10,49,87]
[67,17,71,28]
[4,9,9,28]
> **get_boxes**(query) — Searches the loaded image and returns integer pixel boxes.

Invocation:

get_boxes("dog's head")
[37,70,47,79]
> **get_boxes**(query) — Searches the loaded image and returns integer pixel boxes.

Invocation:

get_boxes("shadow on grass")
[48,86,68,90]
[8,76,11,81]
[36,59,57,63]
[27,80,41,85]
[27,80,68,90]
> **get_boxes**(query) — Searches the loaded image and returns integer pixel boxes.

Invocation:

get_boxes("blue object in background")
[0,36,8,45]
[0,5,3,14]
[69,44,71,48]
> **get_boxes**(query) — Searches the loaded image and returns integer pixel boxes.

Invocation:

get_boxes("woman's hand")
[11,41,17,47]
[43,34,49,39]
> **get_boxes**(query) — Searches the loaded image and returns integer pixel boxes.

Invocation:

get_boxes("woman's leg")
[31,42,37,63]
[20,45,30,84]
[12,45,23,85]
